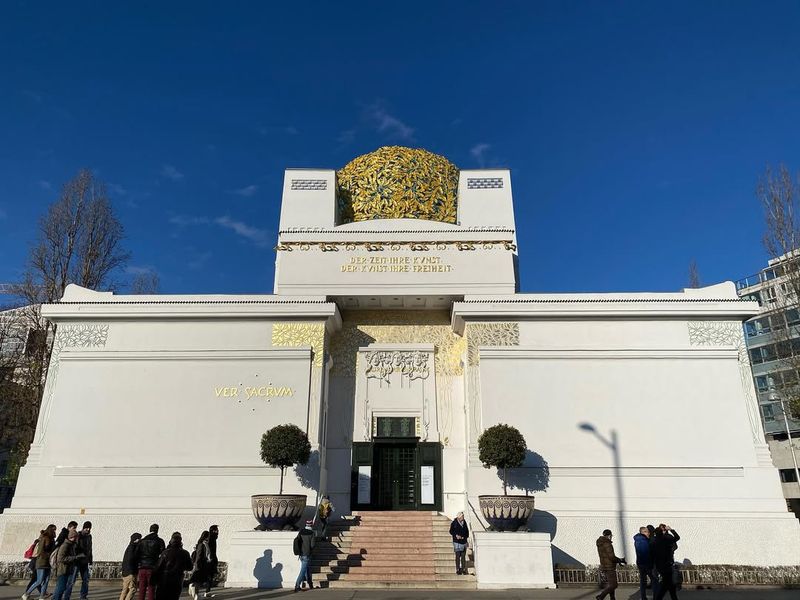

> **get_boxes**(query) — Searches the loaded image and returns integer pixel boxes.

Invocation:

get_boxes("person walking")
[119,533,141,600]
[634,526,658,600]
[51,531,84,600]
[187,532,209,600]
[316,496,334,541]
[152,533,192,600]
[449,512,469,575]
[652,524,681,600]
[136,525,165,600]
[292,520,315,592]
[72,522,93,600]
[204,525,218,598]
[595,529,625,600]
[22,524,56,600]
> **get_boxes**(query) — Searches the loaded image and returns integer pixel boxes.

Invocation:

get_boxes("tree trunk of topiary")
[503,467,507,495]
[280,466,285,495]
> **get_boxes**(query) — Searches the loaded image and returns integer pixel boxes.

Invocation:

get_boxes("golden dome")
[337,146,458,224]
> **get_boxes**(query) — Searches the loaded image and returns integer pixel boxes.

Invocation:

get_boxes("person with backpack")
[51,530,84,600]
[119,533,142,600]
[69,522,93,600]
[187,531,209,600]
[292,520,315,592]
[22,524,57,600]
[316,496,334,541]
[152,533,192,600]
[23,534,41,591]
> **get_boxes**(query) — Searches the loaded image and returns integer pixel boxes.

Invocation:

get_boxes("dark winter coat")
[136,532,166,570]
[633,533,652,568]
[294,529,315,557]
[153,546,192,600]
[651,530,680,572]
[35,532,55,570]
[449,519,469,544]
[76,532,93,566]
[596,535,623,570]
[122,541,139,577]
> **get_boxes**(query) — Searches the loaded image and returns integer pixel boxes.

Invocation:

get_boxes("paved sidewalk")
[2,584,799,600]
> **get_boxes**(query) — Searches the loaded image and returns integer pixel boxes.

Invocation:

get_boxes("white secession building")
[0,146,798,567]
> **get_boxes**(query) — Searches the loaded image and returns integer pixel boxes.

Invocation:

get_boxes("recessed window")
[779,468,799,483]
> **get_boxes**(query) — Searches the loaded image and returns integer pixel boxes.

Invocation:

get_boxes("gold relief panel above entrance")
[328,310,465,378]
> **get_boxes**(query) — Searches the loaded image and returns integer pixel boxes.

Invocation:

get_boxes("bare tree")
[130,271,160,294]
[1,169,130,483]
[756,164,800,419]
[688,259,701,288]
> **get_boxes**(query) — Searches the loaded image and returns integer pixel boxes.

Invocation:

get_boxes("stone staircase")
[310,511,477,589]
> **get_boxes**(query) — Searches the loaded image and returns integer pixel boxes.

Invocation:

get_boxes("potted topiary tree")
[252,424,312,530]
[477,423,536,531]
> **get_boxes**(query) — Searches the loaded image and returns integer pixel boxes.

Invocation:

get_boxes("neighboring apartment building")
[737,255,800,517]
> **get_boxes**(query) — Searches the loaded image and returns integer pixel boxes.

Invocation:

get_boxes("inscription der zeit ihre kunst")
[341,255,454,273]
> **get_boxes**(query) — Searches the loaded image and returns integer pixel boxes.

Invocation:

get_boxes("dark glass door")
[375,443,417,510]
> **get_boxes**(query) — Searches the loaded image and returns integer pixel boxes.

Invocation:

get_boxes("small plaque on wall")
[421,465,434,504]
[357,466,371,504]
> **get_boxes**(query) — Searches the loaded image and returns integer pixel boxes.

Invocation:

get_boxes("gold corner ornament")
[337,146,459,224]
[271,322,326,367]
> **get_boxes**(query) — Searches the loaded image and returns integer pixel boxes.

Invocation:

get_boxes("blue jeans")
[294,556,312,590]
[25,567,51,596]
[53,574,71,600]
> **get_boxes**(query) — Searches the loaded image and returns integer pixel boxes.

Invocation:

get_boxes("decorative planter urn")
[478,495,535,531]
[251,494,307,530]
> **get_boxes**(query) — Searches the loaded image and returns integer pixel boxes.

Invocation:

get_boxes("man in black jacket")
[651,524,680,600]
[119,533,141,600]
[136,524,165,600]
[67,521,92,600]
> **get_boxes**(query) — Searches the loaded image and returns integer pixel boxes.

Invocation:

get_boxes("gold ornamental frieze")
[275,240,517,252]
[271,322,326,367]
[466,322,520,366]
[329,310,466,377]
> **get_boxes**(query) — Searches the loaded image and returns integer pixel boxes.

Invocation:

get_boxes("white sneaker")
[21,594,29,600]
[202,593,216,598]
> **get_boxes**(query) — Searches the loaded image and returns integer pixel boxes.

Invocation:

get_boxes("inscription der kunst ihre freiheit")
[340,255,454,273]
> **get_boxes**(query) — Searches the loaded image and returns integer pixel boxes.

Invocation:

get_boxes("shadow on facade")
[253,549,283,588]
[532,509,585,567]
[503,449,550,494]
[578,423,630,559]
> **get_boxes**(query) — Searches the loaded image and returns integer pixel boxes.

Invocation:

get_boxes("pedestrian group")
[21,522,219,600]
[595,524,682,600]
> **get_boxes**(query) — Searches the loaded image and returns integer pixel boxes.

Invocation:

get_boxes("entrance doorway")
[351,439,442,511]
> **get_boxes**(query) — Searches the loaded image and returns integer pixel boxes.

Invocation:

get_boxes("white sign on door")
[421,465,434,504]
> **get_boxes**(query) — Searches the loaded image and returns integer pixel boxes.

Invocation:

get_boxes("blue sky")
[1,1,800,295]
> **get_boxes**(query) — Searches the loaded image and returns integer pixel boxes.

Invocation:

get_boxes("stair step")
[324,580,477,589]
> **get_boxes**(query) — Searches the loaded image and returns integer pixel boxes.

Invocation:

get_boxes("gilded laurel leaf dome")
[337,146,459,224]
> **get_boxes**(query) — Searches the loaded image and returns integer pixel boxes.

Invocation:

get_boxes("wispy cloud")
[215,216,269,247]
[230,185,259,198]
[364,102,415,141]
[161,164,184,181]
[37,180,53,191]
[169,213,270,247]
[258,125,300,136]
[188,250,213,271]
[338,129,356,145]
[169,214,210,227]
[21,89,43,104]
[470,143,491,167]
[108,183,127,196]
[125,265,157,276]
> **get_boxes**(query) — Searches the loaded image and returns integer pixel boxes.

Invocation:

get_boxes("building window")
[787,308,800,327]
[762,404,776,421]
[756,375,769,392]
[763,287,777,305]
[745,321,758,337]
[779,468,799,483]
